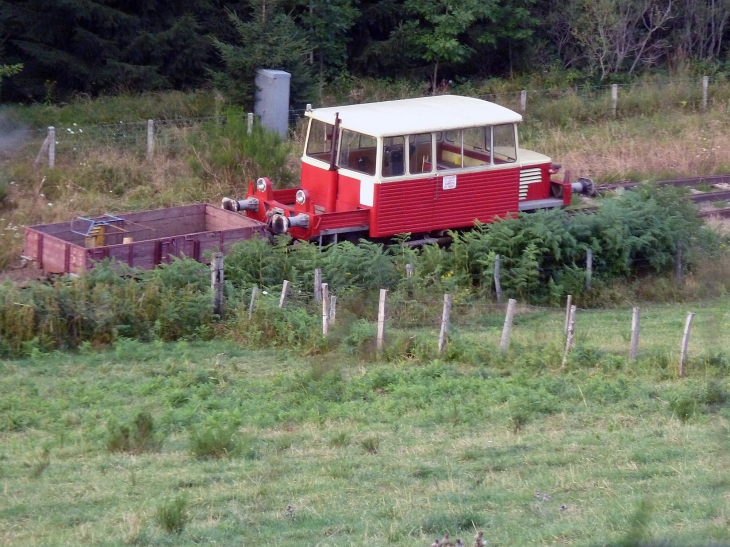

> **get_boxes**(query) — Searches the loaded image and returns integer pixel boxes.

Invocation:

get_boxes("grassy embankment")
[3,301,730,546]
[2,78,730,269]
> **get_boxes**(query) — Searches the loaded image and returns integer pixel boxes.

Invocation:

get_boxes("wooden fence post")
[630,307,640,361]
[702,75,709,110]
[500,298,517,353]
[561,305,577,366]
[494,254,502,303]
[611,84,618,117]
[438,293,452,355]
[314,269,322,301]
[330,295,337,324]
[586,249,593,291]
[248,285,259,319]
[520,90,527,113]
[48,126,55,168]
[279,280,290,308]
[679,311,694,378]
[211,252,224,316]
[377,289,387,353]
[146,119,154,160]
[675,241,683,281]
[322,283,330,336]
[564,295,573,335]
[247,112,254,135]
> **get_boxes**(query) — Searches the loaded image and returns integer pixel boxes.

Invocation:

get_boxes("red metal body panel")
[301,163,337,211]
[371,168,519,237]
[335,173,361,211]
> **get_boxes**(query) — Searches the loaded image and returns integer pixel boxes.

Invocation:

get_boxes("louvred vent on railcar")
[519,168,542,200]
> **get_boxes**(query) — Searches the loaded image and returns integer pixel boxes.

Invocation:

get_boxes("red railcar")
[223,95,592,242]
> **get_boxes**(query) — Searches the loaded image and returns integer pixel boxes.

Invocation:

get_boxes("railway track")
[595,174,730,219]
[596,174,730,192]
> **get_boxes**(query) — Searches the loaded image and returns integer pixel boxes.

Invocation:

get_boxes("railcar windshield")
[338,129,377,175]
[305,119,334,162]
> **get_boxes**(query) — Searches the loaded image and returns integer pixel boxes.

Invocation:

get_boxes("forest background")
[2,0,730,107]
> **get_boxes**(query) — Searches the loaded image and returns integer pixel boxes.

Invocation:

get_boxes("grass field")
[3,301,730,546]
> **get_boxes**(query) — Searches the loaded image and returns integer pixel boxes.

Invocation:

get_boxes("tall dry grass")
[531,105,730,181]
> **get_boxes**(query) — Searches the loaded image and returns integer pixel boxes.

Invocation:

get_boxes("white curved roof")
[307,95,522,137]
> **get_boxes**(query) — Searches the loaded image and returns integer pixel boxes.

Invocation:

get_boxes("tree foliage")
[4,0,730,102]
[211,0,315,108]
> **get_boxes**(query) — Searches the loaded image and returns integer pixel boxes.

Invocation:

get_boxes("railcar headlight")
[256,178,267,192]
[295,190,306,205]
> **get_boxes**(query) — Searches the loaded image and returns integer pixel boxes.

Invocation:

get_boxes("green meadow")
[2,300,730,546]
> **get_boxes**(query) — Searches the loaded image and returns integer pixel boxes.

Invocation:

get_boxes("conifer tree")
[211,0,315,109]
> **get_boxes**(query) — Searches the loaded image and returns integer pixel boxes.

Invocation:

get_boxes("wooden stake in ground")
[314,269,322,302]
[561,305,577,367]
[494,255,502,304]
[377,289,387,353]
[679,311,695,378]
[630,307,640,361]
[211,252,224,316]
[322,283,330,336]
[585,249,593,291]
[146,119,154,160]
[438,294,452,355]
[500,298,517,353]
[248,285,259,319]
[279,280,290,308]
[611,84,618,116]
[675,241,683,281]
[48,126,56,168]
[329,296,337,325]
[564,295,572,334]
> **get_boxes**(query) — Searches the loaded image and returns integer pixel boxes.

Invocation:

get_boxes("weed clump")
[189,423,240,459]
[28,446,50,478]
[155,494,189,534]
[360,436,380,454]
[107,411,163,454]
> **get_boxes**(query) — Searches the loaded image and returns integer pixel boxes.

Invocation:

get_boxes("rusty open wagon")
[23,203,268,275]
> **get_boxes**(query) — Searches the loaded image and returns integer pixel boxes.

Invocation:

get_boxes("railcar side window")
[462,127,490,167]
[382,136,405,178]
[493,124,517,163]
[409,133,433,174]
[436,127,490,169]
[305,120,333,160]
[338,129,377,175]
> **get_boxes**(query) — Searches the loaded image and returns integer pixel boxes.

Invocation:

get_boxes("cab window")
[382,136,405,178]
[492,124,517,163]
[338,129,377,175]
[409,133,433,174]
[305,119,333,160]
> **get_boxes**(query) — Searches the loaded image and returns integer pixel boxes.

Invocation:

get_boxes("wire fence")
[239,265,730,369]
[18,75,725,170]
